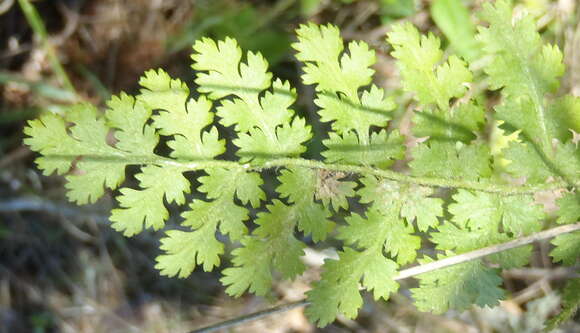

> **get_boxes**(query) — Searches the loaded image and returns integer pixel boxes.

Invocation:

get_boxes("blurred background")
[0,0,579,332]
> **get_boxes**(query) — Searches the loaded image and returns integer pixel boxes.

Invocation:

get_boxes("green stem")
[107,155,576,194]
[18,0,77,96]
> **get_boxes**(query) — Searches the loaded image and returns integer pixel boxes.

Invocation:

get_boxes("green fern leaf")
[193,38,311,162]
[385,23,492,182]
[550,233,580,266]
[316,84,393,136]
[410,142,491,180]
[503,140,579,182]
[222,166,343,295]
[550,188,580,267]
[412,254,505,314]
[293,23,403,167]
[305,247,398,327]
[556,192,580,225]
[24,98,157,204]
[430,190,546,268]
[547,96,580,142]
[322,130,404,168]
[387,22,472,110]
[293,23,373,101]
[155,168,264,277]
[359,175,443,231]
[277,167,335,240]
[220,237,275,297]
[198,168,264,212]
[312,170,357,211]
[501,142,554,182]
[221,200,307,296]
[105,94,158,156]
[110,164,190,236]
[449,190,545,236]
[139,69,225,159]
[478,1,563,99]
[412,101,485,142]
[156,229,223,277]
[192,37,271,99]
[431,223,531,269]
[341,208,420,265]
[478,0,569,160]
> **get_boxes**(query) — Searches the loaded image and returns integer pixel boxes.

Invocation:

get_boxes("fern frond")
[22,0,580,328]
[193,37,311,161]
[387,22,472,110]
[294,23,403,167]
[478,0,578,183]
[411,254,505,314]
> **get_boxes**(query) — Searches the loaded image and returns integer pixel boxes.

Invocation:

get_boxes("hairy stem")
[47,153,578,194]
[189,222,580,333]
[153,156,577,194]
